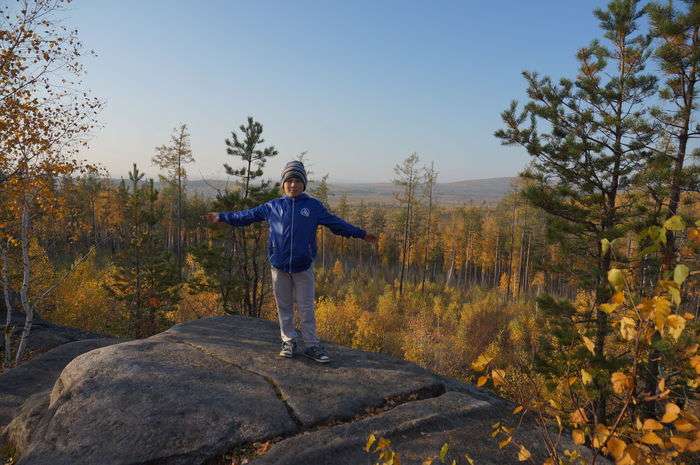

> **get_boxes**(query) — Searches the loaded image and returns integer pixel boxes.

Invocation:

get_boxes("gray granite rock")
[4,391,49,453]
[251,391,605,465]
[10,335,297,465]
[3,316,605,465]
[0,338,117,429]
[161,316,446,427]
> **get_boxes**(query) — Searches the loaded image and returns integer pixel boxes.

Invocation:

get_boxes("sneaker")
[304,345,331,363]
[279,340,296,358]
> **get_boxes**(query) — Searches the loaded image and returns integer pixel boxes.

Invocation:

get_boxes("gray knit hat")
[281,160,307,190]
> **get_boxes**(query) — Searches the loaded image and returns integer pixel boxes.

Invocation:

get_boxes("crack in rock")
[170,336,450,465]
[204,382,447,465]
[174,339,303,428]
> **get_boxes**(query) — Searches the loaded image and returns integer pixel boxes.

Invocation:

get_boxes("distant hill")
[110,177,520,205]
[324,177,519,204]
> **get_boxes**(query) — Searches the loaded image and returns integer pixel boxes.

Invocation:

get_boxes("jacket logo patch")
[300,207,310,217]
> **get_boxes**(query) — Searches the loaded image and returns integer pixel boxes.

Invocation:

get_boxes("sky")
[67,0,614,183]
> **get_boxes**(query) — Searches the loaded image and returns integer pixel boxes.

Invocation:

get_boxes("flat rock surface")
[161,316,446,426]
[0,338,117,429]
[251,391,545,465]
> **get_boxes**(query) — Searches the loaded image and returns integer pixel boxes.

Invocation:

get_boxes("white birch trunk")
[15,195,33,364]
[2,240,13,368]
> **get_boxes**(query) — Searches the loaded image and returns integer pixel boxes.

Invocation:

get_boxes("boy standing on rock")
[205,161,377,363]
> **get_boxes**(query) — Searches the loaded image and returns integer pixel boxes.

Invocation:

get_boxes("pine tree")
[106,165,180,338]
[223,116,278,200]
[495,0,658,423]
[646,1,700,269]
[196,117,278,317]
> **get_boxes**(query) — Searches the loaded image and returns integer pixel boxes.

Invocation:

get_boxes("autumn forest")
[2,1,700,465]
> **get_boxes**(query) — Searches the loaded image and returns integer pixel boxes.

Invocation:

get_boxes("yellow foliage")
[498,272,509,294]
[350,288,405,356]
[619,317,637,341]
[665,314,685,341]
[643,419,663,431]
[352,311,384,353]
[332,259,344,277]
[170,285,221,324]
[611,372,632,395]
[582,335,595,355]
[491,368,506,386]
[570,408,588,425]
[51,257,126,335]
[581,369,592,385]
[169,254,222,323]
[574,290,594,313]
[605,437,627,461]
[517,445,531,461]
[316,294,363,347]
[661,403,680,423]
[471,354,494,372]
[652,296,672,332]
[641,431,663,446]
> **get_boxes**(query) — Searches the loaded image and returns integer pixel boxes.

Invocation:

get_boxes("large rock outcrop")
[1,315,599,465]
[0,338,118,429]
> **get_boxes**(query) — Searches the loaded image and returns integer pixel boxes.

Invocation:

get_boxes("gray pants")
[270,266,319,347]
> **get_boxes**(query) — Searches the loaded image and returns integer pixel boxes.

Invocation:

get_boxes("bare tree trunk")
[493,235,500,288]
[516,228,525,300]
[177,169,182,282]
[445,250,456,288]
[2,240,14,368]
[15,196,33,364]
[523,232,531,297]
[421,167,435,292]
[399,201,411,296]
[506,203,517,300]
[464,232,473,290]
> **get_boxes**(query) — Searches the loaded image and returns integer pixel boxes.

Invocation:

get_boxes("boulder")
[0,338,117,429]
[3,316,604,465]
[9,334,297,465]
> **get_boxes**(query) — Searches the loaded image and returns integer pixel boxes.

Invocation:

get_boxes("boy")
[205,161,377,363]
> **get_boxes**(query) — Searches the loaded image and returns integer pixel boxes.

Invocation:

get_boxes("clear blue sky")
[70,0,614,183]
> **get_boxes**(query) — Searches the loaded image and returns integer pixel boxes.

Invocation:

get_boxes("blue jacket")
[219,193,366,273]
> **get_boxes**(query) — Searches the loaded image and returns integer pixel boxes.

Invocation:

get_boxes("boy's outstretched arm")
[204,204,269,226]
[317,205,377,243]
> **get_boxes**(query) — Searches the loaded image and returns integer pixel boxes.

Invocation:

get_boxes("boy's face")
[283,177,303,197]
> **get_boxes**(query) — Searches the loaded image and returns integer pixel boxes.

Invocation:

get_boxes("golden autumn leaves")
[468,217,699,464]
[364,433,477,465]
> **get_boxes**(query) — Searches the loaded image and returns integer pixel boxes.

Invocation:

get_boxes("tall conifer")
[496,0,658,422]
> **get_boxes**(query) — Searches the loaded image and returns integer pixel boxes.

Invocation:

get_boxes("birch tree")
[393,153,421,296]
[0,0,101,365]
[152,124,194,282]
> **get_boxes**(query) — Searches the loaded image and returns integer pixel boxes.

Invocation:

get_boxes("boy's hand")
[363,233,378,243]
[203,212,220,224]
